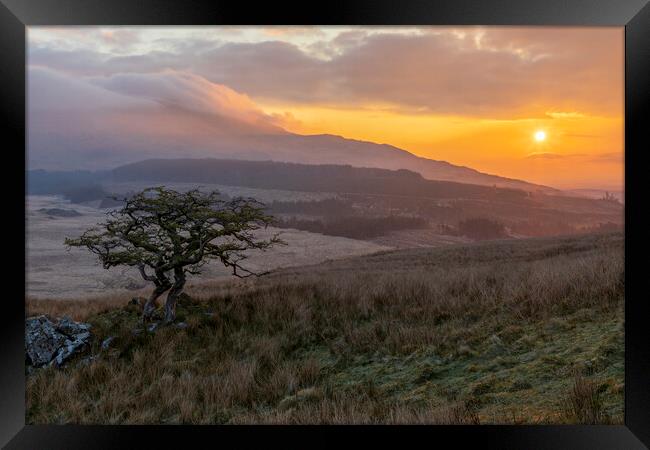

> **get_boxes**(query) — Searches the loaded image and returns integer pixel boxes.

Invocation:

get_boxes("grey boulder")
[55,316,91,336]
[25,315,93,368]
[52,331,92,367]
[25,316,67,367]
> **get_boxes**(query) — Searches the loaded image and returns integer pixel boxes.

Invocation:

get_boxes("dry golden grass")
[26,280,254,321]
[27,294,135,322]
[26,232,624,424]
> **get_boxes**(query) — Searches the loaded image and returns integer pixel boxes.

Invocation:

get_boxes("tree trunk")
[164,268,186,324]
[138,265,171,323]
[142,284,170,322]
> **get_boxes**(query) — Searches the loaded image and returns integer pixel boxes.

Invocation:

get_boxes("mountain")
[29,127,558,194]
[29,98,556,194]
[111,158,531,201]
[194,133,560,194]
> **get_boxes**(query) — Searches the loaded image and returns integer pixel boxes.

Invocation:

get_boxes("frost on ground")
[26,195,390,299]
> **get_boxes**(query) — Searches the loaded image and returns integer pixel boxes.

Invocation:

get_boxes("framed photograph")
[2,0,648,448]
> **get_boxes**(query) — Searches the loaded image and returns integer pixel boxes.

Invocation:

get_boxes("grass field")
[26,232,624,424]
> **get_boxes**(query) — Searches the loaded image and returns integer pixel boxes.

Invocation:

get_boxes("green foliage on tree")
[66,187,283,323]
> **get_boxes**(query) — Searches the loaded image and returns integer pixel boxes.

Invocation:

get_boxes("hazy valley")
[27,157,623,300]
[27,157,622,299]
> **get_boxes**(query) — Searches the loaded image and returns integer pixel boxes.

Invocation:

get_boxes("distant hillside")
[111,158,532,202]
[192,133,560,193]
[27,169,110,195]
[564,189,624,204]
[28,159,623,239]
[109,159,623,239]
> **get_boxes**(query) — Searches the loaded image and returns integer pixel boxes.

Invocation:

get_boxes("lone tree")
[65,187,283,323]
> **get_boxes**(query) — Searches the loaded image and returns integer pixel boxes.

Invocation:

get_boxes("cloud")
[98,29,141,48]
[562,133,601,139]
[193,41,327,103]
[28,27,623,119]
[29,27,143,54]
[525,152,621,164]
[526,152,569,159]
[91,70,283,130]
[318,29,621,117]
[29,66,290,131]
[27,67,296,170]
[261,27,328,38]
[28,66,152,111]
[546,111,586,119]
[588,152,622,163]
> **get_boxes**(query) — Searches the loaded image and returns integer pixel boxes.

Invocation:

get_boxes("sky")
[28,26,624,190]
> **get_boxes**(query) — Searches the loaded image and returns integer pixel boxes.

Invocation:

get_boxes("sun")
[534,130,547,142]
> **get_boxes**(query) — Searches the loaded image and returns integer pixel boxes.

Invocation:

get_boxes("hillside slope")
[111,158,530,199]
[203,133,559,193]
[27,232,624,424]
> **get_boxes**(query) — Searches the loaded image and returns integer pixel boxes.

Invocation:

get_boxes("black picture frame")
[2,0,648,448]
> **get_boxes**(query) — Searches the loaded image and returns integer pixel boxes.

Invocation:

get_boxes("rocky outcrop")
[25,316,67,366]
[25,315,93,368]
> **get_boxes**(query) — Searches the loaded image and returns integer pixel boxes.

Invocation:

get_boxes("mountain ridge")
[29,102,558,193]
[299,133,559,192]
